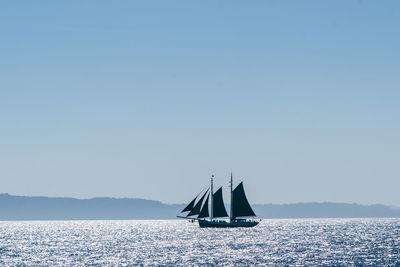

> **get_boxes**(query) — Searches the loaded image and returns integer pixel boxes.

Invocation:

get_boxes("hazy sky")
[1,1,399,205]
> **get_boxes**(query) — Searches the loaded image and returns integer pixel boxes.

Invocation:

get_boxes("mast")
[230,172,233,222]
[210,175,214,221]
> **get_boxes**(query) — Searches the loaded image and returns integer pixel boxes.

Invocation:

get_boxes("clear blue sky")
[1,1,399,205]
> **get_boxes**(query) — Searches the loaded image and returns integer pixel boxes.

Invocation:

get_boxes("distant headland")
[0,193,399,221]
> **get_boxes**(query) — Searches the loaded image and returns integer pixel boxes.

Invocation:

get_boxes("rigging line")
[189,185,209,202]
[193,185,210,202]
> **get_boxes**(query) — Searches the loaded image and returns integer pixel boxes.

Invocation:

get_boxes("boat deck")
[198,219,259,228]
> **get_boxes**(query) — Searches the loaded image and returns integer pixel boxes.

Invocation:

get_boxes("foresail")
[232,182,256,218]
[181,197,196,213]
[198,194,210,218]
[213,187,228,218]
[187,189,209,217]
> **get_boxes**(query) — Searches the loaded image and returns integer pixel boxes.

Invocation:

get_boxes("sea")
[0,218,399,266]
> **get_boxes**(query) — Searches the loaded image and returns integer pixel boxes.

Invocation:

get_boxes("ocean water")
[0,218,399,266]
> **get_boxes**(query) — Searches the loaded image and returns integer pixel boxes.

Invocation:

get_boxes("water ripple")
[0,218,399,266]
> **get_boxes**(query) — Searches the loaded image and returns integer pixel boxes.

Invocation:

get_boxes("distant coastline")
[0,193,399,221]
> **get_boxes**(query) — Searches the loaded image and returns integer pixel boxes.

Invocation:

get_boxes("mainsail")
[212,187,228,218]
[232,182,256,218]
[198,195,210,218]
[187,189,209,217]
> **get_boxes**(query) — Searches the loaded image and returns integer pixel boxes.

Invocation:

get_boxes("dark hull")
[198,220,259,228]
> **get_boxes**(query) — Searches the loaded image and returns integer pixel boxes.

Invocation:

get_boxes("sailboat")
[177,173,259,228]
